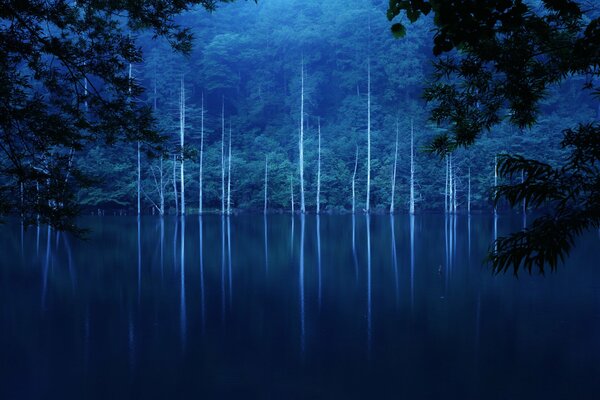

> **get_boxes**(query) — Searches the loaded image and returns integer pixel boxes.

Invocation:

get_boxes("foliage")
[387,0,600,273]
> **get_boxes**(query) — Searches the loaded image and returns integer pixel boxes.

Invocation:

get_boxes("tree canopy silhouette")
[0,0,234,230]
[388,0,600,274]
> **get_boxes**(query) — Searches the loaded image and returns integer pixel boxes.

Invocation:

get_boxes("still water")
[1,215,600,399]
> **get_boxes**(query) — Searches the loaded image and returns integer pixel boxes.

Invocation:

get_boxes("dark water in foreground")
[1,215,600,399]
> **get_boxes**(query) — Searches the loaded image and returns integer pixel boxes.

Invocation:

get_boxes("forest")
[69,0,597,215]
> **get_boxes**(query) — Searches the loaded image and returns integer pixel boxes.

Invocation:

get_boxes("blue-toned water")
[1,215,599,399]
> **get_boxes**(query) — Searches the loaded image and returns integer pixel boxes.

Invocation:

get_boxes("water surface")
[1,215,599,399]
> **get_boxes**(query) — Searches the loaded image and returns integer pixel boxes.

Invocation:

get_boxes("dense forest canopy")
[1,0,599,272]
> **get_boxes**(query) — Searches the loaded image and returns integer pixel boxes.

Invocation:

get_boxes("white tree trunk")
[352,146,358,214]
[468,166,471,215]
[199,92,204,215]
[390,119,398,214]
[494,155,498,216]
[290,175,295,213]
[227,122,232,215]
[180,78,185,215]
[299,59,306,214]
[221,98,225,215]
[365,58,371,213]
[409,119,415,215]
[264,155,268,214]
[173,154,178,215]
[316,117,321,214]
[449,155,454,214]
[445,155,449,214]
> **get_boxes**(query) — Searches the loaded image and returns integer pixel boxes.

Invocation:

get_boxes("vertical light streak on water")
[137,216,141,305]
[410,214,415,309]
[468,215,472,258]
[221,216,226,322]
[291,215,295,255]
[160,218,164,280]
[390,215,399,307]
[444,214,449,292]
[299,214,306,355]
[64,235,76,293]
[36,223,40,255]
[316,215,322,309]
[352,214,358,283]
[494,213,498,253]
[42,225,51,311]
[180,216,186,349]
[199,216,205,330]
[227,216,232,309]
[366,214,372,356]
[264,214,268,274]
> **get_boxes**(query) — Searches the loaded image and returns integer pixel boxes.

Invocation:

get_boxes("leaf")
[391,23,407,38]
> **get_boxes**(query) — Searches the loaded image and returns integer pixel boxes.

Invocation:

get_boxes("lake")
[1,215,599,399]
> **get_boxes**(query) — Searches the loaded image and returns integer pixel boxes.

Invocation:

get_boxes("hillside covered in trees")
[73,0,597,215]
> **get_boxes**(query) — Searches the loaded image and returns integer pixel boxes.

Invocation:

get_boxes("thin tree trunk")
[227,122,232,215]
[365,57,371,213]
[290,175,295,213]
[494,155,498,216]
[390,119,398,214]
[173,154,178,215]
[445,156,449,214]
[467,166,471,216]
[409,119,415,215]
[264,155,268,214]
[316,117,321,214]
[199,92,204,215]
[352,146,358,213]
[221,97,225,215]
[180,78,185,215]
[299,59,306,214]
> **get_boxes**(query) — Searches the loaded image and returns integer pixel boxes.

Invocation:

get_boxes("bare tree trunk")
[299,59,306,214]
[316,117,321,214]
[180,78,185,215]
[445,156,449,214]
[221,97,225,215]
[290,175,295,213]
[352,146,358,213]
[173,154,178,215]
[390,119,398,214]
[199,92,204,215]
[467,166,471,215]
[494,155,498,216]
[227,122,232,215]
[365,57,371,213]
[409,119,415,215]
[264,155,268,214]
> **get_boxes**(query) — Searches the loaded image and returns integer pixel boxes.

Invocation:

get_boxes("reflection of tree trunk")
[366,214,372,354]
[221,216,225,321]
[352,214,358,282]
[137,216,141,304]
[352,147,358,213]
[390,215,399,306]
[199,217,205,329]
[299,214,306,353]
[264,214,268,273]
[317,215,322,308]
[180,217,186,348]
[227,217,232,307]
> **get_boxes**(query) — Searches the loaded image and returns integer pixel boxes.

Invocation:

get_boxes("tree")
[0,0,234,230]
[387,0,600,274]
